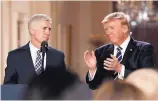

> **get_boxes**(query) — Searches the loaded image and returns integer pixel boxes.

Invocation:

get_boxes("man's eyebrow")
[43,27,51,30]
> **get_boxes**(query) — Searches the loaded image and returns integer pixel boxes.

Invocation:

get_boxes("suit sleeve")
[86,49,109,90]
[86,68,106,90]
[3,52,18,84]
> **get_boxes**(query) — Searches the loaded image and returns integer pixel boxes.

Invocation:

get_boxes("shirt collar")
[29,42,40,53]
[114,35,130,52]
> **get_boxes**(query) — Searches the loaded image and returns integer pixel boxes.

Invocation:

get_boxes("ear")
[122,25,128,34]
[30,29,35,35]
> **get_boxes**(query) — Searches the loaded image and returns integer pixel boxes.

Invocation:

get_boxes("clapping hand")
[103,54,122,72]
[84,50,97,73]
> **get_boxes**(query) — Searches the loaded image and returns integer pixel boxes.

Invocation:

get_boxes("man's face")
[103,19,128,46]
[30,20,51,44]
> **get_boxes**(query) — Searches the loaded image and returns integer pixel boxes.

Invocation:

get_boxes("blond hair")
[126,68,158,100]
[94,80,146,100]
[102,12,130,30]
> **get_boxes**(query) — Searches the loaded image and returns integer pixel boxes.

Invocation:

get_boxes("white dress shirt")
[29,42,46,70]
[114,35,130,79]
[89,35,131,80]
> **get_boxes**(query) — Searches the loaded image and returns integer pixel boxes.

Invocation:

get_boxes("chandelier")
[116,1,158,27]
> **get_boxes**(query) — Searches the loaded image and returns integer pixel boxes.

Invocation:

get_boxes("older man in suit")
[84,12,156,90]
[4,14,66,84]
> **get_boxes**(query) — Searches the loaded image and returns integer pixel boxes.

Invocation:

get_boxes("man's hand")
[103,54,122,72]
[84,50,97,74]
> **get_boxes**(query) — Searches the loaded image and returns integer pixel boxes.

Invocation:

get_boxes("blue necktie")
[116,47,122,62]
[114,47,122,80]
[35,50,44,75]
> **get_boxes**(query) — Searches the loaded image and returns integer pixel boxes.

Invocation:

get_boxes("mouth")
[108,35,115,39]
[43,37,49,40]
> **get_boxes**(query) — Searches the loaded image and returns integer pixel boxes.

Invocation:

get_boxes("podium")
[1,84,27,100]
[1,83,92,100]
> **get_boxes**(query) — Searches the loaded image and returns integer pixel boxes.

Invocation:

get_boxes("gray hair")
[28,14,52,30]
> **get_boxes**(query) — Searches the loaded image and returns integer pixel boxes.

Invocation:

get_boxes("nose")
[105,30,111,35]
[45,28,50,35]
[105,28,113,35]
[106,31,111,35]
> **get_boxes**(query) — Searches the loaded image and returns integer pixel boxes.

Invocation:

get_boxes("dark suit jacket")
[4,42,66,84]
[86,38,156,90]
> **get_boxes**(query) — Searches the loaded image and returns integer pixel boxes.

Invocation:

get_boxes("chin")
[110,40,119,45]
[43,38,49,41]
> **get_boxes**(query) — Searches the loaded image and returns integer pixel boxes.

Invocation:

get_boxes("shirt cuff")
[118,65,125,80]
[88,68,97,81]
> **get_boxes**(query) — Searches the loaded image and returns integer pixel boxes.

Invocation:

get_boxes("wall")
[58,1,112,81]
[1,1,113,83]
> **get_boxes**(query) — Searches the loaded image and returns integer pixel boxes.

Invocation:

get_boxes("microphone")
[40,41,48,72]
[41,41,48,52]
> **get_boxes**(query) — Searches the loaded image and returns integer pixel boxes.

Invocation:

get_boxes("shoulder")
[95,43,112,52]
[134,40,153,50]
[94,43,113,57]
[8,44,28,56]
[48,47,64,56]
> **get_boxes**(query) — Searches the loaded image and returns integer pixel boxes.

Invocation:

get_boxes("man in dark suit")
[4,14,66,84]
[84,12,156,90]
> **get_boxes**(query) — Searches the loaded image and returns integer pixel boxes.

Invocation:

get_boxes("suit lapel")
[22,42,36,75]
[98,44,114,68]
[106,44,114,55]
[101,44,114,59]
[121,38,136,66]
[103,44,116,75]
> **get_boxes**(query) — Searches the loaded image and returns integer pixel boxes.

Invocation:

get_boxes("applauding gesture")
[84,50,97,74]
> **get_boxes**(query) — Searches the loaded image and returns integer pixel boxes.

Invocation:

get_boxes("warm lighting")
[89,34,107,48]
[116,1,158,27]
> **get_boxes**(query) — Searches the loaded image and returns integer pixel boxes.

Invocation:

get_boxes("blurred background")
[1,0,158,84]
